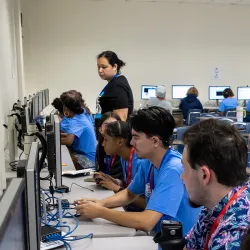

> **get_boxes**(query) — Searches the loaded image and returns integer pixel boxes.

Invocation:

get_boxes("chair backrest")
[223,108,236,117]
[234,122,246,130]
[200,113,216,118]
[246,123,250,134]
[187,109,202,126]
[176,126,190,154]
[217,117,234,124]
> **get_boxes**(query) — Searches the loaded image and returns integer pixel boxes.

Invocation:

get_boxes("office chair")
[234,122,246,130]
[186,109,202,126]
[217,117,234,125]
[224,108,236,117]
[176,127,190,154]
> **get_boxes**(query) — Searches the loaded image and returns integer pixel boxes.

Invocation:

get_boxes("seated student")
[96,112,123,180]
[94,120,146,211]
[74,107,201,236]
[60,94,96,170]
[147,85,173,114]
[60,90,94,127]
[218,88,238,116]
[179,87,203,120]
[51,98,64,118]
[182,119,250,249]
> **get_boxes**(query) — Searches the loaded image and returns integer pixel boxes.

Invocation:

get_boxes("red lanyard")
[105,155,116,174]
[204,185,247,250]
[126,147,135,187]
[149,165,154,193]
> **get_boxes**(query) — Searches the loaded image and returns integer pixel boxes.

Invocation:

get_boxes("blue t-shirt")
[120,151,145,187]
[60,114,96,162]
[128,148,201,235]
[83,108,94,128]
[218,97,238,112]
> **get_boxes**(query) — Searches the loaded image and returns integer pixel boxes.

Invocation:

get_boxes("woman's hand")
[94,172,121,192]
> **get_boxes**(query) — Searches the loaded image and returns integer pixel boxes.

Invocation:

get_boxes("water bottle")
[236,106,244,122]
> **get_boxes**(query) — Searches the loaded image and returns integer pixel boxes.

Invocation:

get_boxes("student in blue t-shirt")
[94,120,146,211]
[218,88,238,116]
[60,94,96,170]
[74,107,201,236]
[60,90,94,127]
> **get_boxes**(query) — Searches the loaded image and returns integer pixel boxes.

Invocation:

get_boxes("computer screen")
[172,85,194,99]
[237,87,250,100]
[26,141,41,250]
[0,178,28,250]
[54,114,62,187]
[38,92,43,113]
[44,89,49,107]
[209,86,230,100]
[141,85,157,100]
[32,94,39,119]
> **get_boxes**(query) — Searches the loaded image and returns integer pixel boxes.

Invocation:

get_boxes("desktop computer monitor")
[38,91,43,113]
[172,85,194,99]
[209,86,230,100]
[141,85,157,100]
[32,94,39,119]
[45,116,62,187]
[26,141,41,250]
[0,178,28,250]
[44,89,49,107]
[237,87,250,100]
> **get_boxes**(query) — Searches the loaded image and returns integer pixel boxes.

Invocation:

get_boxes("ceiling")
[92,0,250,6]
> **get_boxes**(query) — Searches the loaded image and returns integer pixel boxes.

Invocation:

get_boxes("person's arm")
[131,195,146,209]
[100,188,138,208]
[75,201,162,231]
[113,108,128,121]
[61,133,75,146]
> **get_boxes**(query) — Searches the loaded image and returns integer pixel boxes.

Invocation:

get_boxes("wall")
[21,0,250,111]
[0,0,21,194]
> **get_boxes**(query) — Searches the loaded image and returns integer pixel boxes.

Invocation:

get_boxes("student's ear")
[113,64,118,72]
[118,138,125,146]
[151,136,160,148]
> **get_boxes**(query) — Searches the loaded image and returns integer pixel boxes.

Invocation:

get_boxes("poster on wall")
[212,67,221,80]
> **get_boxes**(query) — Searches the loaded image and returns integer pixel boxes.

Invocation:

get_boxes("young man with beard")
[182,119,250,250]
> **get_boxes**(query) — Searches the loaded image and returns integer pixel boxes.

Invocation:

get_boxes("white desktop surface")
[40,146,136,239]
[68,236,156,250]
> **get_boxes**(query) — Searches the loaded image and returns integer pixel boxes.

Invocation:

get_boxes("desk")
[41,146,136,238]
[68,236,156,250]
[61,145,75,171]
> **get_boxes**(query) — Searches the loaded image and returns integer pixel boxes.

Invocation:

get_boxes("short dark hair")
[130,107,175,148]
[106,121,132,147]
[223,88,234,98]
[51,98,63,114]
[183,119,248,187]
[97,51,126,74]
[63,95,83,115]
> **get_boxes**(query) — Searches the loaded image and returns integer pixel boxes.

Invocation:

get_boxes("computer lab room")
[1,0,250,250]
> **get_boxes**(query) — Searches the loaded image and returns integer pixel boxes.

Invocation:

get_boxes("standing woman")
[96,51,134,122]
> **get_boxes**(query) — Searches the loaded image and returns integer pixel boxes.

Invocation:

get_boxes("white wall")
[0,0,21,194]
[21,0,250,111]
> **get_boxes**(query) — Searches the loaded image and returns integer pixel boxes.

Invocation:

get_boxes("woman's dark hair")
[97,51,126,74]
[223,88,234,98]
[183,119,248,187]
[106,121,132,147]
[60,90,91,115]
[63,94,83,115]
[51,98,63,114]
[97,112,121,142]
[130,107,175,148]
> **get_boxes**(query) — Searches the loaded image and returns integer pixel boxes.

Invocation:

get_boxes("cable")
[9,160,18,171]
[69,182,94,192]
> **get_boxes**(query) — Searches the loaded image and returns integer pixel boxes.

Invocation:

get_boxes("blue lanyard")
[99,73,119,97]
[147,150,169,192]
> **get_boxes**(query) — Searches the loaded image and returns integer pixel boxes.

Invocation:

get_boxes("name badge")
[145,183,151,198]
